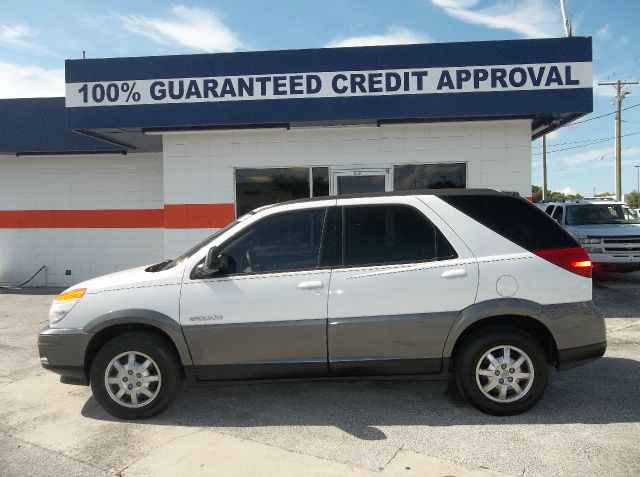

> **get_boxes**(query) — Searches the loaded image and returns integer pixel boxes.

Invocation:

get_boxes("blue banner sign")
[65,37,592,130]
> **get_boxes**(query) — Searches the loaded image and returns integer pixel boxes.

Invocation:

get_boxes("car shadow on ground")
[81,356,640,440]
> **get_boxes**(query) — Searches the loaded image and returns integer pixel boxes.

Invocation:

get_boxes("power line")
[534,136,614,148]
[564,102,640,126]
[533,129,640,148]
[532,130,640,155]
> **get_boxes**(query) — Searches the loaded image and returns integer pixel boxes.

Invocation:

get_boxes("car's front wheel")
[90,331,182,419]
[454,326,549,415]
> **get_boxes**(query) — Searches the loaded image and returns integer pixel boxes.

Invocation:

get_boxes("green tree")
[628,191,640,208]
[532,185,543,202]
[531,185,582,203]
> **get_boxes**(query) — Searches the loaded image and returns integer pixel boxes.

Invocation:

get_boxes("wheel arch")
[444,299,559,368]
[82,309,193,380]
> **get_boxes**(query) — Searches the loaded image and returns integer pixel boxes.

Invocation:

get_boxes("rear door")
[326,197,478,376]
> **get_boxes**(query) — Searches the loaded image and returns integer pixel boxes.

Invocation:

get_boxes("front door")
[330,167,391,195]
[180,205,333,380]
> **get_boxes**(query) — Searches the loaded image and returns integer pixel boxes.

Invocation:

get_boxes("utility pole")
[560,0,572,37]
[542,135,548,201]
[598,80,639,201]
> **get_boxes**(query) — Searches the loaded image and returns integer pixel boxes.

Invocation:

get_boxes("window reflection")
[236,168,309,217]
[235,167,330,217]
[394,163,466,190]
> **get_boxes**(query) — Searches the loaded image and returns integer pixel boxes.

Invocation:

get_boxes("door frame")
[329,165,393,196]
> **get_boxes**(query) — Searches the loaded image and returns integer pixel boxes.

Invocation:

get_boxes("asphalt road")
[0,273,638,476]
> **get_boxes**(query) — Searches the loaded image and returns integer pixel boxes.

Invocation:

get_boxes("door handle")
[441,269,467,278]
[297,281,324,290]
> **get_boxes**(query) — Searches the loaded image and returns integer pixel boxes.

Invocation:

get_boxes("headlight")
[578,238,601,245]
[48,288,86,325]
[585,247,604,254]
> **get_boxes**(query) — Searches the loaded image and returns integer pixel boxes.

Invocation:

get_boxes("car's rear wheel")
[90,331,182,419]
[454,326,549,415]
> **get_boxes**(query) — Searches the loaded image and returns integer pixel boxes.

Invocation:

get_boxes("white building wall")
[162,119,532,258]
[0,120,532,285]
[0,153,163,286]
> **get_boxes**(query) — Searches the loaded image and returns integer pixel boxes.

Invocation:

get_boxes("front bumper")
[587,252,640,272]
[37,326,93,385]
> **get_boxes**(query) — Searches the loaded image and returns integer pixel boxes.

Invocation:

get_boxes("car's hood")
[66,263,185,294]
[566,223,640,237]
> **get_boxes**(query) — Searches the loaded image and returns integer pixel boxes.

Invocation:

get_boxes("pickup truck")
[539,199,640,272]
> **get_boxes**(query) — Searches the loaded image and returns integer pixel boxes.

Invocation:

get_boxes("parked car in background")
[540,199,640,272]
[38,190,606,419]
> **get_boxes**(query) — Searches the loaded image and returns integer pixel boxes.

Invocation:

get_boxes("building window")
[394,163,467,190]
[235,167,329,217]
[312,167,329,197]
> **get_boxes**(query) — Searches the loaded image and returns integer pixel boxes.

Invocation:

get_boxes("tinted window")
[441,195,578,251]
[337,175,386,194]
[394,163,466,190]
[217,208,326,274]
[544,205,554,215]
[235,168,310,217]
[312,167,329,197]
[552,206,564,222]
[235,167,330,216]
[341,205,457,266]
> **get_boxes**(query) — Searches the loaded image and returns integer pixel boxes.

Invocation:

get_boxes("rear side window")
[441,195,578,252]
[340,205,457,267]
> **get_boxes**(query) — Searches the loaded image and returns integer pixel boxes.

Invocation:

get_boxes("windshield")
[148,213,253,271]
[566,204,640,225]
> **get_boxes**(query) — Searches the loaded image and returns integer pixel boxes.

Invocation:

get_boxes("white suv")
[540,199,640,272]
[38,190,606,419]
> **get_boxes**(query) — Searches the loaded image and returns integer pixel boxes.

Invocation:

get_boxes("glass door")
[330,168,391,195]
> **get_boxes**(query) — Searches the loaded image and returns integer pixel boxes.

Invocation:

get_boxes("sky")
[1,0,639,196]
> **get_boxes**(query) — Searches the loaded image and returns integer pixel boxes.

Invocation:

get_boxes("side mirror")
[202,246,221,275]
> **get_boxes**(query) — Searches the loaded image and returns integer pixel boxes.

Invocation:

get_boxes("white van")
[38,190,606,419]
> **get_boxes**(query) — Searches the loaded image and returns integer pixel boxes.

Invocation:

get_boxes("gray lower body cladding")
[182,313,457,380]
[37,326,93,384]
[538,301,607,370]
[183,319,329,380]
[38,300,606,384]
[328,312,457,376]
[539,301,607,350]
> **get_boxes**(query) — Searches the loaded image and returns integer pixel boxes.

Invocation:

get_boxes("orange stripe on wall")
[0,204,235,229]
[164,204,235,229]
[0,209,164,228]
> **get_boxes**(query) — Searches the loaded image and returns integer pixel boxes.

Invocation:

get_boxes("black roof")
[0,97,125,155]
[274,188,510,208]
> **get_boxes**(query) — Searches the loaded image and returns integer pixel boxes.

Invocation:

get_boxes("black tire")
[90,331,182,419]
[454,326,549,416]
